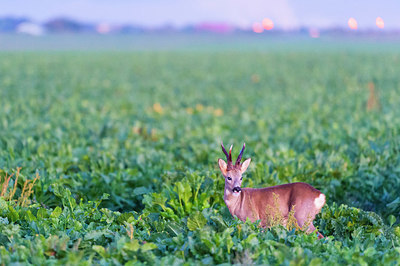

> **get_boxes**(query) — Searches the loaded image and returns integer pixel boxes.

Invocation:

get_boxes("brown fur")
[219,143,326,239]
[224,182,324,231]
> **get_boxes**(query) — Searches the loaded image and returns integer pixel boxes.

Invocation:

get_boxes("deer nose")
[232,187,241,193]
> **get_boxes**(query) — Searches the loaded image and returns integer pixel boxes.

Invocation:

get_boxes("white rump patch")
[314,194,326,210]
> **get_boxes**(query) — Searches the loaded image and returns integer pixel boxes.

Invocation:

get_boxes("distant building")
[17,22,45,36]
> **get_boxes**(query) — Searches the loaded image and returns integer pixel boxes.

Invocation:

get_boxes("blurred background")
[1,0,400,212]
[0,0,399,50]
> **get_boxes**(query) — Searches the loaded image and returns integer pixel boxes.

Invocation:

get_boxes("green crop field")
[1,35,400,264]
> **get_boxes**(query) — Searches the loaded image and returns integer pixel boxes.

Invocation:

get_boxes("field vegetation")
[1,38,400,264]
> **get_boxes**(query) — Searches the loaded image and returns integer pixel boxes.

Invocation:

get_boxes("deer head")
[218,142,251,196]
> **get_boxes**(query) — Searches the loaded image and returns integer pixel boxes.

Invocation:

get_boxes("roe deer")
[218,142,326,239]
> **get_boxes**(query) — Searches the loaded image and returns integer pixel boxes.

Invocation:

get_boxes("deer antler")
[235,142,245,166]
[221,141,229,159]
[221,142,233,169]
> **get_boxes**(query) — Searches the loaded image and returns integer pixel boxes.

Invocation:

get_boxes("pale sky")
[1,0,399,30]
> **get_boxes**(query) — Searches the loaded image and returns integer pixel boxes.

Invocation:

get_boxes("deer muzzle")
[232,187,241,193]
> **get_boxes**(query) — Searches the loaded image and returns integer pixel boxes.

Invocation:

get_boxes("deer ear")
[240,158,251,173]
[218,158,227,176]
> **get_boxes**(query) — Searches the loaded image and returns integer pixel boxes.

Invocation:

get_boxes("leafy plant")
[0,168,40,207]
[1,41,400,264]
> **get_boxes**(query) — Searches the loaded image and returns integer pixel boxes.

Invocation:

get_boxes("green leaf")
[141,242,157,252]
[200,235,214,250]
[166,221,183,236]
[50,207,62,218]
[387,197,400,209]
[388,215,397,227]
[117,213,135,224]
[310,258,323,266]
[101,193,110,200]
[143,193,167,211]
[85,230,108,241]
[74,220,83,230]
[8,206,19,222]
[52,184,76,212]
[226,234,234,254]
[174,181,192,212]
[133,187,150,196]
[37,208,49,219]
[92,245,107,258]
[52,183,68,198]
[187,212,207,231]
[24,210,36,222]
[394,226,400,237]
[124,240,140,252]
[210,214,228,230]
[0,197,7,211]
[174,182,190,203]
[364,246,376,257]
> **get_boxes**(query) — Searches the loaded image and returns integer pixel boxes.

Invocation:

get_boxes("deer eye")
[240,177,243,180]
[227,177,232,181]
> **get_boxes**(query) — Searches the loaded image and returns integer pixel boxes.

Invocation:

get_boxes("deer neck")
[224,187,243,215]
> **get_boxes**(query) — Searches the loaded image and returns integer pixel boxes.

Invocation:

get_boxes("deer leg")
[295,215,324,239]
[307,222,316,233]
[294,215,306,229]
[294,202,316,233]
[307,223,324,239]
[281,215,289,227]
